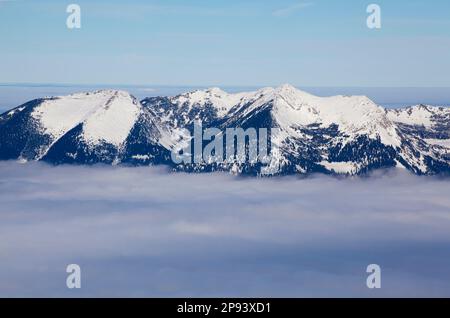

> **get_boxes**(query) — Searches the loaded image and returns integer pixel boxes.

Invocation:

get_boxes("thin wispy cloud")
[273,2,314,17]
[83,3,234,19]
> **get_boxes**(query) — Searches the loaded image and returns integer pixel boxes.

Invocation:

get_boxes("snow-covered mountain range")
[1,84,449,175]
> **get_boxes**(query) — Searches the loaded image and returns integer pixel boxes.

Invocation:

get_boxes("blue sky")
[1,0,450,87]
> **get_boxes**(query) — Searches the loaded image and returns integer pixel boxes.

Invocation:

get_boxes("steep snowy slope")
[387,104,450,128]
[1,85,449,175]
[141,87,276,128]
[212,84,404,174]
[145,84,401,148]
[30,90,140,156]
[0,90,172,165]
[141,84,448,175]
[386,105,450,173]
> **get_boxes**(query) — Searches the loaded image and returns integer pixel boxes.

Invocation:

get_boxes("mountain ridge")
[1,85,449,176]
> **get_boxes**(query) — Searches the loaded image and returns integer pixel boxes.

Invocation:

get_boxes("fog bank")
[0,162,449,297]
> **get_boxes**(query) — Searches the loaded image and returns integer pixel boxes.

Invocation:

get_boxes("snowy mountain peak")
[61,89,134,100]
[170,87,254,116]
[168,85,318,117]
[1,87,448,176]
[204,87,227,95]
[277,83,297,90]
[80,91,141,148]
[29,89,142,157]
[275,83,304,95]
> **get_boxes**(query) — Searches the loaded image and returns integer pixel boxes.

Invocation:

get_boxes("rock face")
[1,85,449,176]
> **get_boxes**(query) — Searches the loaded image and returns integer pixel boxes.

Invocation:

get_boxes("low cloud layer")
[0,162,449,297]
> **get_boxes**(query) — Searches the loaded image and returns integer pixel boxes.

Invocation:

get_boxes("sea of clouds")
[0,161,449,297]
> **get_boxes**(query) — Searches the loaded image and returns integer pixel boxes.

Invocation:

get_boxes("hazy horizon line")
[2,82,450,89]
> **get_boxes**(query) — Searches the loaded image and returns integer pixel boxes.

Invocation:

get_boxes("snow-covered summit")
[177,84,402,147]
[31,89,141,149]
[170,87,246,116]
[387,104,450,127]
[1,86,449,175]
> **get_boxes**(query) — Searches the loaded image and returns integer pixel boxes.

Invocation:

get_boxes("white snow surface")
[31,90,141,148]
[82,91,141,147]
[28,85,449,168]
[271,85,402,147]
[176,84,403,147]
[320,161,361,174]
[426,139,450,149]
[170,87,256,117]
[387,105,450,127]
